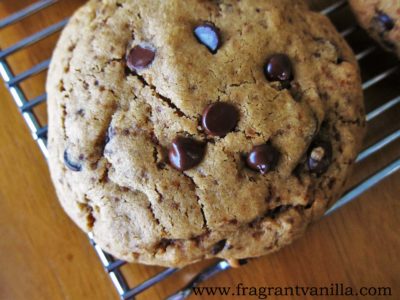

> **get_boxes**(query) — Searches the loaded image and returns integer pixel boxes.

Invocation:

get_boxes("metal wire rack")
[0,0,399,299]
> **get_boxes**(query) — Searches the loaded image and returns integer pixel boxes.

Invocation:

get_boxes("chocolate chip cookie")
[47,0,365,267]
[349,0,400,57]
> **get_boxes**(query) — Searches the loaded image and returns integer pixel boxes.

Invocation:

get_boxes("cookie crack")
[109,176,168,235]
[148,189,166,233]
[199,202,209,232]
[132,72,193,120]
[227,80,255,88]
[337,116,363,126]
[149,132,168,169]
[97,162,108,185]
[96,106,118,162]
[152,144,158,165]
[97,155,168,236]
[225,70,257,89]
[249,203,308,230]
[148,203,309,255]
[182,172,210,232]
[329,109,364,127]
[101,57,124,72]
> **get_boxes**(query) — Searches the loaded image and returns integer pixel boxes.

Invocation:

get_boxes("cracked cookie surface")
[47,0,365,267]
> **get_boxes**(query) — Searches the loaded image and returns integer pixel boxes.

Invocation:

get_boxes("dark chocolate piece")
[126,45,155,72]
[63,149,82,172]
[246,144,280,174]
[169,137,206,171]
[194,22,221,54]
[202,102,239,137]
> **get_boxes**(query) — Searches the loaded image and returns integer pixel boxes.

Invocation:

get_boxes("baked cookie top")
[47,0,365,267]
[349,0,400,57]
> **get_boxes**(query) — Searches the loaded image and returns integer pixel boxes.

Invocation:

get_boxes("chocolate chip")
[202,102,239,137]
[264,54,293,83]
[307,140,332,175]
[194,22,221,54]
[246,144,280,174]
[126,45,155,72]
[211,239,227,255]
[376,11,395,32]
[169,137,206,171]
[63,150,82,172]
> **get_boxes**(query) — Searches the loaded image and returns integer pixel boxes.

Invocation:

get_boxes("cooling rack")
[0,0,399,299]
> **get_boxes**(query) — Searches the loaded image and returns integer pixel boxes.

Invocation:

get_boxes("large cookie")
[349,0,400,57]
[47,0,365,267]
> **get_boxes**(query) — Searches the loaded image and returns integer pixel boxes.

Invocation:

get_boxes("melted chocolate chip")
[169,137,206,171]
[376,11,395,32]
[264,54,293,83]
[307,140,332,175]
[246,144,280,174]
[202,102,239,137]
[63,150,82,172]
[126,45,155,72]
[194,22,221,54]
[211,239,227,255]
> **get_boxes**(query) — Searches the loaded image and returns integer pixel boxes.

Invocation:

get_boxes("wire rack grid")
[0,0,399,299]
